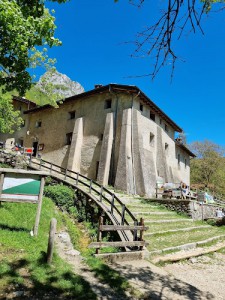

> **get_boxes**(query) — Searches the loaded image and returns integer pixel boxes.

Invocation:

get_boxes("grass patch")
[0,198,96,299]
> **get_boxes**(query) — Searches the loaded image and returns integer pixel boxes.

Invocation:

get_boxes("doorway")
[32,141,38,157]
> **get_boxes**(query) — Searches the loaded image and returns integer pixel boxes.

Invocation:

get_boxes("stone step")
[145,225,211,237]
[148,234,225,258]
[151,240,225,264]
[133,211,175,216]
[142,219,193,224]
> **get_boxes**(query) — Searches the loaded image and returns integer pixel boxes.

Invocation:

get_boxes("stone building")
[0,84,195,197]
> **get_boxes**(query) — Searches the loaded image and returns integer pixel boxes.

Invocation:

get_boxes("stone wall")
[148,199,220,220]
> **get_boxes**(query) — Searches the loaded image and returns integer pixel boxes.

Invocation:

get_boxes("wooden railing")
[29,157,138,242]
[89,216,149,254]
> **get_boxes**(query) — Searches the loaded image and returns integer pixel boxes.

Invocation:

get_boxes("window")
[150,113,155,121]
[140,104,143,112]
[66,132,73,145]
[100,134,104,141]
[165,143,169,154]
[178,153,180,165]
[68,111,76,120]
[35,121,42,128]
[150,132,154,146]
[104,99,112,109]
[185,158,187,168]
[165,124,168,132]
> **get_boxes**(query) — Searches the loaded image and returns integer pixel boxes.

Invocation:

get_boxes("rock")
[189,257,198,264]
[36,70,84,99]
[66,249,80,256]
[13,291,24,297]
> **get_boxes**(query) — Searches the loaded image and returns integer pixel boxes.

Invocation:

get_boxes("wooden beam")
[88,240,149,248]
[100,225,149,231]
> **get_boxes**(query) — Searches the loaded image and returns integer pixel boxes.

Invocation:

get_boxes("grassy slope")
[0,197,96,299]
[0,196,139,299]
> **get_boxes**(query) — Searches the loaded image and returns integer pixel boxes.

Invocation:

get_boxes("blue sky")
[39,1,225,146]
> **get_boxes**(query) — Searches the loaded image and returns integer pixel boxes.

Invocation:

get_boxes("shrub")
[44,184,76,212]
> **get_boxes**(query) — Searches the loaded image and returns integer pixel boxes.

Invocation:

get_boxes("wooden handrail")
[29,156,137,227]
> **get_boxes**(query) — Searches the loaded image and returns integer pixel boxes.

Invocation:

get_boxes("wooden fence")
[89,216,149,254]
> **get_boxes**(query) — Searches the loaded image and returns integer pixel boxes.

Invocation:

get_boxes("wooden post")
[133,219,138,241]
[121,204,125,225]
[99,185,103,202]
[64,169,67,180]
[39,159,42,170]
[0,173,5,206]
[33,176,45,236]
[76,173,79,185]
[89,180,92,193]
[96,216,103,254]
[46,218,57,264]
[110,194,115,214]
[139,218,144,251]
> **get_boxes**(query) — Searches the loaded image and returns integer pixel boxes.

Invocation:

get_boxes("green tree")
[0,0,67,96]
[0,91,23,134]
[190,140,225,194]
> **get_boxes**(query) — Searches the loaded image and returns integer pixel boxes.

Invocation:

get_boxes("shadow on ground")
[112,261,214,300]
[0,255,97,300]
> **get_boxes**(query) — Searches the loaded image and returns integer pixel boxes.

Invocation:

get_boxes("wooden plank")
[100,225,149,231]
[0,198,37,204]
[0,168,49,176]
[33,176,45,236]
[88,240,149,248]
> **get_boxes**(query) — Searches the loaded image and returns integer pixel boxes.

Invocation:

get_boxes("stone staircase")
[112,190,225,263]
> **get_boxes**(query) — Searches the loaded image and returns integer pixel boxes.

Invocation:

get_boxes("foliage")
[0,0,67,95]
[0,91,23,133]
[190,140,225,195]
[44,184,77,215]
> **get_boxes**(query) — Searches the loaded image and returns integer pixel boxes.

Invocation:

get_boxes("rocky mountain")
[36,70,85,99]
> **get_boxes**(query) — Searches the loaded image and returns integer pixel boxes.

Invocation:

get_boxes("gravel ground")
[163,252,225,300]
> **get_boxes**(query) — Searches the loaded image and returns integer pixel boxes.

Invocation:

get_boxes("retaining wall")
[147,199,221,220]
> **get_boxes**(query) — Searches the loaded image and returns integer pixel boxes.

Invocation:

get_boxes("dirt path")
[55,230,216,300]
[163,252,225,300]
[110,259,214,300]
[55,231,130,300]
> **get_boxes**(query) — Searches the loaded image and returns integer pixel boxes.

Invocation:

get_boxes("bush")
[44,184,76,212]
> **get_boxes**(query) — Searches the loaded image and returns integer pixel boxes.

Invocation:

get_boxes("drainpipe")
[131,91,140,195]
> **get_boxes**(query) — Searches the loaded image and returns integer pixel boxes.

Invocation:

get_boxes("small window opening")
[66,132,73,145]
[165,124,168,132]
[150,113,155,121]
[150,132,154,146]
[178,153,180,165]
[104,99,112,109]
[140,104,143,112]
[100,134,104,141]
[35,121,42,128]
[185,158,187,168]
[68,111,76,119]
[165,143,169,150]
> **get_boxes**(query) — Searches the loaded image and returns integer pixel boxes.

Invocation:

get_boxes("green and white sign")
[1,173,41,202]
[0,168,48,236]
